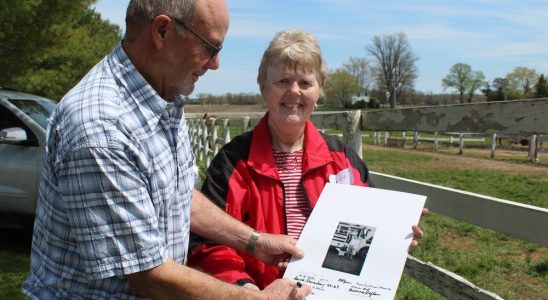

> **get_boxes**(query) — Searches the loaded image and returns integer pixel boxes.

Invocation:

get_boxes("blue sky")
[93,0,548,96]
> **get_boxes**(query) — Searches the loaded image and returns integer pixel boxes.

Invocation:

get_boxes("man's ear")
[151,15,171,49]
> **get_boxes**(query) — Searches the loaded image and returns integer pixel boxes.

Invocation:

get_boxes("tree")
[465,70,486,103]
[534,74,548,98]
[482,83,495,102]
[492,78,510,101]
[0,0,121,99]
[442,63,471,103]
[505,66,538,99]
[366,32,418,108]
[342,57,374,91]
[442,63,485,103]
[482,78,510,102]
[324,69,360,108]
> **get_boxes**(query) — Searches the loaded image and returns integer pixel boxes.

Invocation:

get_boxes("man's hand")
[261,279,312,300]
[251,232,304,269]
[410,208,429,247]
[125,258,311,300]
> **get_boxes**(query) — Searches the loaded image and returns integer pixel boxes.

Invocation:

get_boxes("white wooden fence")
[372,130,544,161]
[188,98,548,299]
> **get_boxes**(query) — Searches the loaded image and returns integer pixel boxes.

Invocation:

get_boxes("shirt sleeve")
[57,144,167,279]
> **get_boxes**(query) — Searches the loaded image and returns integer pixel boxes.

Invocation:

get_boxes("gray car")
[0,88,56,225]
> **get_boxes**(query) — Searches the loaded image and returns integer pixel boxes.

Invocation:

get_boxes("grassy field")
[2,106,546,299]
[361,146,548,299]
[0,227,31,299]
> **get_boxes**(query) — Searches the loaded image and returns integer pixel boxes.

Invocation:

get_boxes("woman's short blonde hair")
[257,29,327,92]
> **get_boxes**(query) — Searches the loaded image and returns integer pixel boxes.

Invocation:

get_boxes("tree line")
[442,64,547,103]
[2,2,546,106]
[196,31,548,109]
[322,33,547,109]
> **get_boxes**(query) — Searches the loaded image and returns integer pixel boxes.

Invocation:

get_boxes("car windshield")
[8,99,56,129]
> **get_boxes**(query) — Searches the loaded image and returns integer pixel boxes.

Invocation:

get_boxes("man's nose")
[205,55,220,70]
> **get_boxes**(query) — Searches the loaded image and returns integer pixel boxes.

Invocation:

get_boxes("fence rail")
[188,98,548,299]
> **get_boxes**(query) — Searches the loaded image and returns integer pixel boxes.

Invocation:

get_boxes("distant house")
[351,89,370,104]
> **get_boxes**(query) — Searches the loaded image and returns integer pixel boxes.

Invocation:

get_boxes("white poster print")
[284,183,426,299]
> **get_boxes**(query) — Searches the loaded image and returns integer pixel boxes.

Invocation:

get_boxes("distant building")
[351,89,370,104]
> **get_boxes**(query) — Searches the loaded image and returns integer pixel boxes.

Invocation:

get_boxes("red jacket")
[188,114,371,288]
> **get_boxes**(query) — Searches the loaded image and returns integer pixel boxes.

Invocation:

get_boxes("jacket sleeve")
[188,136,255,285]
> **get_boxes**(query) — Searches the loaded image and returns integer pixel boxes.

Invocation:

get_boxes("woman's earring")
[314,103,318,110]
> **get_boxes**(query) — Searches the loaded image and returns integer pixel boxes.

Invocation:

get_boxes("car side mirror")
[0,127,28,144]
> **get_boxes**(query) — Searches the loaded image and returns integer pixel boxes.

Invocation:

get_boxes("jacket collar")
[248,113,333,177]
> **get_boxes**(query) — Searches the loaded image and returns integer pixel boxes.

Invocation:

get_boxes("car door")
[0,103,40,214]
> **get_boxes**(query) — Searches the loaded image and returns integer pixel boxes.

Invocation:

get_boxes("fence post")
[343,110,362,159]
[197,119,205,162]
[491,133,497,159]
[188,119,196,152]
[528,134,538,162]
[205,118,215,167]
[433,132,439,151]
[241,117,250,134]
[211,119,219,157]
[458,133,464,155]
[413,131,420,149]
[222,119,230,144]
[201,119,210,167]
[384,131,389,147]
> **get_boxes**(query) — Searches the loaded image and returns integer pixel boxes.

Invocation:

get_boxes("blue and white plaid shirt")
[23,43,196,299]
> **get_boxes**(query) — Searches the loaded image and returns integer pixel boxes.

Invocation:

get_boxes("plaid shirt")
[23,44,196,299]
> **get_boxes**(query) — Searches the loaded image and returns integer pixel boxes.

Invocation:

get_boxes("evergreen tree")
[534,74,548,98]
[482,83,496,102]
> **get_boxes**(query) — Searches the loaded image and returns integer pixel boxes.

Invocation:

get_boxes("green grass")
[0,228,31,300]
[363,147,548,299]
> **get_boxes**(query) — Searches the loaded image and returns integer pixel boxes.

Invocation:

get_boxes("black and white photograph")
[321,221,376,276]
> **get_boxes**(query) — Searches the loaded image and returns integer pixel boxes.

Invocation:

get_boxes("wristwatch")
[245,230,260,253]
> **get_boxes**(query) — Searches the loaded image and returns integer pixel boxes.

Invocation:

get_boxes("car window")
[0,104,38,145]
[7,99,56,129]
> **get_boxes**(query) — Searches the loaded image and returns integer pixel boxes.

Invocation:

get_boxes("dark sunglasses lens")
[209,46,220,58]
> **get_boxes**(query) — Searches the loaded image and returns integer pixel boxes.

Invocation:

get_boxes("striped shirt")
[273,150,311,238]
[22,43,196,299]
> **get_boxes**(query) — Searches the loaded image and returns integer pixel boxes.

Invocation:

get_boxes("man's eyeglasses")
[170,17,222,58]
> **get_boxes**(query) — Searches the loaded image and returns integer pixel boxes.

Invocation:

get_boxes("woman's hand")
[410,208,429,247]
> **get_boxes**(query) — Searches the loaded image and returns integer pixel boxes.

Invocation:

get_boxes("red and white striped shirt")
[273,149,311,239]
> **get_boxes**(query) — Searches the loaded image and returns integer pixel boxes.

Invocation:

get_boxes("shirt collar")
[108,43,185,129]
[249,113,332,176]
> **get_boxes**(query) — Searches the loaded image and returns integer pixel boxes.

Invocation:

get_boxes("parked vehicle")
[0,87,56,225]
[330,222,374,259]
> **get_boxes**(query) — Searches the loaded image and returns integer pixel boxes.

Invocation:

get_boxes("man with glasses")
[22,0,311,299]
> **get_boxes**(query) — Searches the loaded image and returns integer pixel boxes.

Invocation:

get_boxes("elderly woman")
[189,29,421,289]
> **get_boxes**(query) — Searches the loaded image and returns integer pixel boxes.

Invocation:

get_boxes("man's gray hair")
[126,0,197,26]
